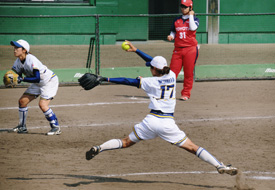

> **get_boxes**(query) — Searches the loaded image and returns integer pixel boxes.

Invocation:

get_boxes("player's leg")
[170,48,184,78]
[39,98,60,135]
[86,116,156,160]
[86,137,136,160]
[13,94,36,133]
[180,46,199,100]
[40,76,60,135]
[179,138,238,175]
[159,119,238,176]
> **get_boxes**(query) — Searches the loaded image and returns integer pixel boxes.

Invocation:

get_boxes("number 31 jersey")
[140,71,176,113]
[171,16,199,47]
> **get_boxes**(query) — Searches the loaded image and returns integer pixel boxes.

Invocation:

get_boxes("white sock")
[196,147,222,167]
[99,139,123,152]
[19,107,28,126]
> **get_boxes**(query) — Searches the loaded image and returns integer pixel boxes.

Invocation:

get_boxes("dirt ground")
[1,42,275,70]
[0,42,275,189]
[0,80,275,190]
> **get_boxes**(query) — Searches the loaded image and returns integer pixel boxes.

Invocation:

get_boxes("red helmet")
[181,0,193,8]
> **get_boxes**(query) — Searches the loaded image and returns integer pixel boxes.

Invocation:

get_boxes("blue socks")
[44,108,59,127]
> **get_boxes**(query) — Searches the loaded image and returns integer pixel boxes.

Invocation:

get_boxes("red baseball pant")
[170,46,199,98]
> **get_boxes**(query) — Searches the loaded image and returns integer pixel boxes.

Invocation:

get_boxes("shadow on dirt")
[8,173,233,189]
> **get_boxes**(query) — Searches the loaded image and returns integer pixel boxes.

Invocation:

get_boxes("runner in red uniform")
[167,0,199,101]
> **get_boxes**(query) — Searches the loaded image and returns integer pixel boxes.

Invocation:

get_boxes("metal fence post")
[95,14,100,75]
[208,0,220,44]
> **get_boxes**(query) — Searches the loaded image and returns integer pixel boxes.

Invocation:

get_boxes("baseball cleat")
[47,126,61,135]
[86,146,100,160]
[217,163,238,176]
[13,125,21,132]
[180,96,189,101]
[16,124,28,134]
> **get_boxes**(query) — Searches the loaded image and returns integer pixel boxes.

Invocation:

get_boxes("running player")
[85,41,238,176]
[167,0,199,101]
[10,39,61,135]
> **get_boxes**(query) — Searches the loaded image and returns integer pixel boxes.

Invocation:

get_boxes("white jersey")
[12,54,55,86]
[140,71,176,113]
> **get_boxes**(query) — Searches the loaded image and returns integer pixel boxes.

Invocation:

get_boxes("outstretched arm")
[79,74,140,90]
[107,77,140,88]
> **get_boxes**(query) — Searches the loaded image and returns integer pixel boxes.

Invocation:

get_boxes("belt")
[150,110,174,118]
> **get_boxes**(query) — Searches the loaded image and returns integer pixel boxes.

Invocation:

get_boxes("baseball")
[121,41,130,51]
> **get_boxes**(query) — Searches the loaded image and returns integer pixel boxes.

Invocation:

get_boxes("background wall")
[219,0,275,43]
[0,0,274,45]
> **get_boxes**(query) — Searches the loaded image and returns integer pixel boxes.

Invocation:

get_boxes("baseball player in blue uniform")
[10,39,61,135]
[85,41,238,176]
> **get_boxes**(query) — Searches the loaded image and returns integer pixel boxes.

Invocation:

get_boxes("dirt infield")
[1,42,275,70]
[0,80,275,190]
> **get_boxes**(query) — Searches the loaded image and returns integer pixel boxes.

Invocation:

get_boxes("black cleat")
[86,146,100,160]
[17,125,28,134]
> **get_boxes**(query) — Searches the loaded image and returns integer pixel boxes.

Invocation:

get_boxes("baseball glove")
[3,70,19,88]
[78,73,107,90]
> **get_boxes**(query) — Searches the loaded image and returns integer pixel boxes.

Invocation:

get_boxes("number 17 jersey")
[140,71,176,113]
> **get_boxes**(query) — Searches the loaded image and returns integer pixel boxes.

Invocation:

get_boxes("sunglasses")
[180,4,188,9]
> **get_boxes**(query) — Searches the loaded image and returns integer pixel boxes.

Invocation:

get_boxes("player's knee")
[180,139,199,154]
[38,102,48,112]
[18,98,27,107]
[122,137,136,148]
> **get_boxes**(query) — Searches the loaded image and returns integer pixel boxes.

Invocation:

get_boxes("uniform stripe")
[132,126,142,140]
[51,73,56,78]
[138,79,142,88]
[149,113,174,119]
[173,135,187,145]
[196,147,204,157]
[194,46,199,65]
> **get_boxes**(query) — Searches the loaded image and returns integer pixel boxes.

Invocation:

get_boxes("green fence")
[1,13,275,45]
[1,13,275,87]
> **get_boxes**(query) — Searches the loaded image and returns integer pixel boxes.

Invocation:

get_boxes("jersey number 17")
[160,84,174,99]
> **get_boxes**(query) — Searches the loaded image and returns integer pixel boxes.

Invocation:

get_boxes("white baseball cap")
[146,56,167,69]
[10,39,30,53]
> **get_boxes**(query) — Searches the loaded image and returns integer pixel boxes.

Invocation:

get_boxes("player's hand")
[167,35,174,41]
[17,76,23,84]
[125,40,137,52]
[189,10,195,15]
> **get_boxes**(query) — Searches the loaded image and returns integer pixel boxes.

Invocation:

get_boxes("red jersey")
[171,16,199,47]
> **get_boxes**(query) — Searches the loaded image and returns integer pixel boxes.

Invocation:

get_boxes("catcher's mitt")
[78,73,106,90]
[3,70,19,88]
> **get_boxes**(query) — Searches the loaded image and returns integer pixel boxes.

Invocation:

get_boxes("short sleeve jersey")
[140,71,176,113]
[171,15,199,47]
[12,54,54,86]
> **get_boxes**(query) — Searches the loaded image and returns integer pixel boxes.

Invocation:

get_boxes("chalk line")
[98,171,275,180]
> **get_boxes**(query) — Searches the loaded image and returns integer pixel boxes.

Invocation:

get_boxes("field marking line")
[1,115,275,131]
[98,171,275,180]
[0,100,149,110]
[0,100,274,129]
[100,171,275,180]
[27,171,275,181]
[1,113,275,131]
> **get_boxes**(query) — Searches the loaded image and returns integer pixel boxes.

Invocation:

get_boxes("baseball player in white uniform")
[85,41,238,176]
[10,39,61,135]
